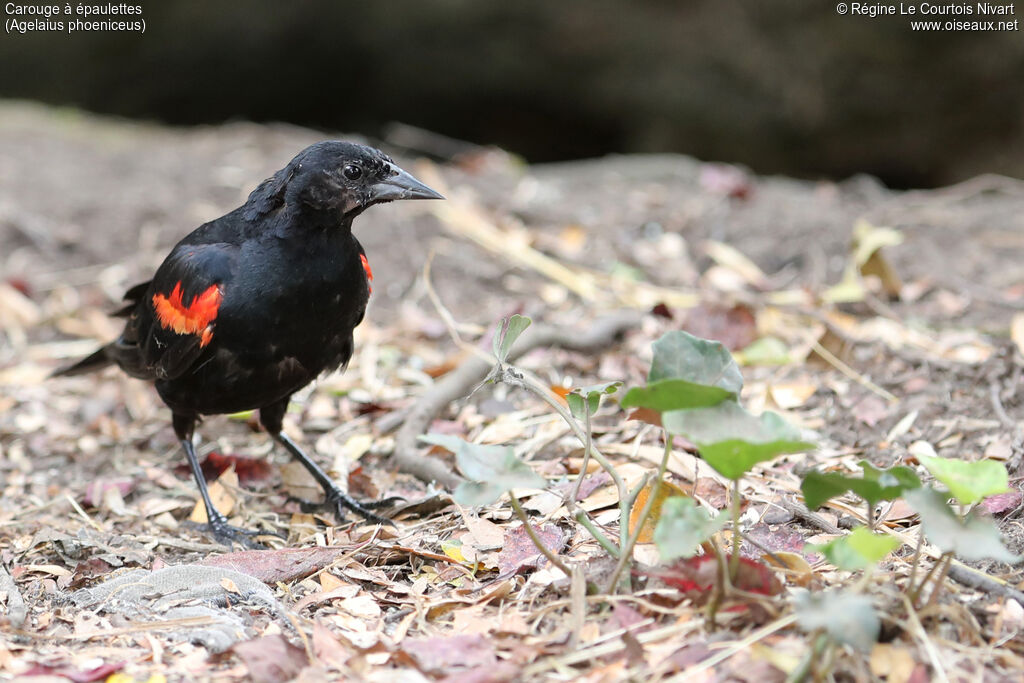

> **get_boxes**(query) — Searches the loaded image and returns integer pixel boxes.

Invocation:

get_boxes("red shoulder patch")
[152,282,223,347]
[360,253,373,294]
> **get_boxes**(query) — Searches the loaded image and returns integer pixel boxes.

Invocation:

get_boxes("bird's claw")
[326,489,402,527]
[185,512,278,549]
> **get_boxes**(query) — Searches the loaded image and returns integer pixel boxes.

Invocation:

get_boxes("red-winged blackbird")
[54,141,443,545]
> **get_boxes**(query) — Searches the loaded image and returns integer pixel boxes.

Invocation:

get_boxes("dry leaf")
[761,551,813,587]
[231,635,308,683]
[629,479,690,543]
[187,464,238,523]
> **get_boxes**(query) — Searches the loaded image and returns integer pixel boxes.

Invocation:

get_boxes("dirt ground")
[1,101,1023,681]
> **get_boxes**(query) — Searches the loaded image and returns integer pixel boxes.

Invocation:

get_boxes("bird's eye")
[342,164,363,180]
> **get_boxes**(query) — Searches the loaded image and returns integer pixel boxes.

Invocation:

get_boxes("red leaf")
[638,555,782,601]
[174,451,272,485]
[979,490,1022,515]
[22,662,123,683]
[497,524,566,575]
[682,303,757,351]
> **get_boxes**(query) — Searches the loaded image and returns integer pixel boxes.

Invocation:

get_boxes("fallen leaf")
[762,551,813,587]
[629,479,690,543]
[21,662,124,682]
[231,635,308,683]
[870,643,917,683]
[313,622,352,669]
[497,523,566,575]
[174,451,272,486]
[851,395,890,427]
[200,547,355,584]
[640,555,781,602]
[979,490,1022,515]
[188,464,239,523]
[402,634,496,675]
[768,382,817,409]
[82,478,135,508]
[683,303,757,351]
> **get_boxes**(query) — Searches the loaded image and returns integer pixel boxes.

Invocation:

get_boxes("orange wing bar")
[153,282,223,347]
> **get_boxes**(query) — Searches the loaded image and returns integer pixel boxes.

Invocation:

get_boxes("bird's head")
[245,141,443,223]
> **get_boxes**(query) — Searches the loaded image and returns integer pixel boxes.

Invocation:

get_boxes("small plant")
[423,316,1021,672]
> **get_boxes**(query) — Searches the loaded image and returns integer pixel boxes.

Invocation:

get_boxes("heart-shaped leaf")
[802,461,921,511]
[662,402,814,480]
[652,497,726,562]
[793,589,879,652]
[493,314,531,362]
[420,434,546,506]
[915,454,1010,506]
[647,331,744,392]
[806,527,901,571]
[567,381,622,419]
[904,488,1020,563]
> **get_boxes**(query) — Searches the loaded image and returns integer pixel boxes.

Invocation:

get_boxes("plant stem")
[601,431,673,594]
[705,537,728,630]
[729,477,742,582]
[508,490,572,579]
[567,405,594,506]
[922,553,953,609]
[574,511,620,557]
[909,551,950,607]
[500,367,629,549]
[905,532,924,598]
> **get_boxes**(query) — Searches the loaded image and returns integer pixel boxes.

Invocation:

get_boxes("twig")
[391,310,641,486]
[668,614,798,681]
[508,492,571,579]
[946,562,1024,605]
[811,340,897,402]
[775,498,843,535]
[65,493,104,532]
[989,380,1015,428]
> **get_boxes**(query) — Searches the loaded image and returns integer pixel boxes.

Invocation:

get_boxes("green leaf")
[915,454,1010,506]
[653,497,726,562]
[793,589,879,652]
[647,331,744,393]
[420,434,546,506]
[493,314,531,362]
[567,381,622,419]
[801,461,921,511]
[806,527,901,571]
[904,488,1021,563]
[620,379,734,414]
[662,402,814,480]
[734,336,792,366]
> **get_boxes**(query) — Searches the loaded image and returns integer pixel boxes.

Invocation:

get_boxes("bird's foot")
[185,511,277,549]
[325,489,403,526]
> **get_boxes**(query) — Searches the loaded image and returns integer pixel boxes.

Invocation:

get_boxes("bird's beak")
[368,167,445,203]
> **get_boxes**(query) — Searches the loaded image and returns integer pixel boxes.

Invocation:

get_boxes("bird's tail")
[51,346,113,377]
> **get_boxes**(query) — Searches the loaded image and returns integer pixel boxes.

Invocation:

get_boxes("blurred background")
[2,0,1022,188]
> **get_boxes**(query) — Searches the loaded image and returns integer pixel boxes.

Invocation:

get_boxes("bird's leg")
[172,413,267,548]
[260,400,400,526]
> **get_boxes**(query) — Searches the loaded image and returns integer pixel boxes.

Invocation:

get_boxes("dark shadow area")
[1,0,1022,187]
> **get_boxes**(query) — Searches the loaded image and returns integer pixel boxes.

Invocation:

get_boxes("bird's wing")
[134,243,236,380]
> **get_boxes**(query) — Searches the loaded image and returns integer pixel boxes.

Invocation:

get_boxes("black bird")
[54,141,443,545]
